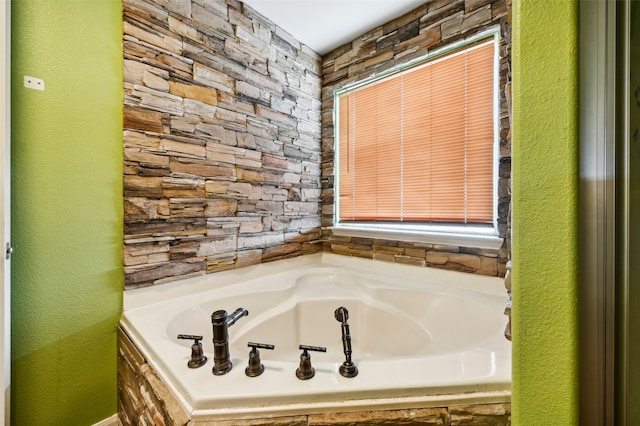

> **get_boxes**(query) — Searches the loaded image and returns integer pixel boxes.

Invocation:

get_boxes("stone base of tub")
[118,327,190,426]
[118,327,510,426]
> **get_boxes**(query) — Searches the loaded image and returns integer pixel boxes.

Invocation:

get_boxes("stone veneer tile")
[190,417,308,426]
[307,408,450,425]
[118,328,191,425]
[449,403,511,425]
[395,255,427,267]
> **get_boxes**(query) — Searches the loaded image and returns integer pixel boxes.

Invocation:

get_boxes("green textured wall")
[10,0,123,424]
[511,1,579,424]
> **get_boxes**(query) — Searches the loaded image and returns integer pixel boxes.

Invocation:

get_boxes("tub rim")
[124,252,506,312]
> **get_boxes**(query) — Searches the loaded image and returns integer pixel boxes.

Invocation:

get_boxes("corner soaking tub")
[121,253,511,421]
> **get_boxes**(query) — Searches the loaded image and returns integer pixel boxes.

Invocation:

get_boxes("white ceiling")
[241,0,427,55]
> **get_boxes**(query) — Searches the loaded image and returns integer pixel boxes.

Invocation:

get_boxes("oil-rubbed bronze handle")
[248,342,275,350]
[245,342,275,377]
[296,344,326,380]
[298,344,326,353]
[177,334,203,341]
[177,334,207,368]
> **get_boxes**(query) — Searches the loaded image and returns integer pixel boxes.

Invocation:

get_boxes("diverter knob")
[177,334,208,368]
[296,344,326,380]
[245,342,275,377]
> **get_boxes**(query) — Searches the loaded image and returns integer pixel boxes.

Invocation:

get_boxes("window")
[334,36,499,243]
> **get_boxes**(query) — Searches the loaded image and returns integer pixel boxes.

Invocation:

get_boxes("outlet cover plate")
[24,76,45,91]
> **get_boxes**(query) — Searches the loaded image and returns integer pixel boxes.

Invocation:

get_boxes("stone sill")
[329,225,504,250]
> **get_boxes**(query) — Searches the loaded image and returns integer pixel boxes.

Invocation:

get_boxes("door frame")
[578,0,617,424]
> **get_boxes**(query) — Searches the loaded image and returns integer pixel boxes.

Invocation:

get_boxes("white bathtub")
[121,253,511,421]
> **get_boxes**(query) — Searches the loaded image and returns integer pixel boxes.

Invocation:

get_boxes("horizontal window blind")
[338,40,495,224]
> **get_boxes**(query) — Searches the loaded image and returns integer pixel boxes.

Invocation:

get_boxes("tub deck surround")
[121,253,511,420]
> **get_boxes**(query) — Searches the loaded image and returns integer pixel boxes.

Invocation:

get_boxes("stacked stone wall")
[124,0,323,288]
[123,0,512,288]
[320,0,512,277]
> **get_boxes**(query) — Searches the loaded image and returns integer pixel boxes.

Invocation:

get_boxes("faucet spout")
[211,308,248,375]
[226,307,249,327]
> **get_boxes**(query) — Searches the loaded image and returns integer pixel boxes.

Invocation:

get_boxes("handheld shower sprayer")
[334,306,358,378]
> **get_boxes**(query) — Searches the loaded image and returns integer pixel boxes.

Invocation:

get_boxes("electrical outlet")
[24,76,45,91]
